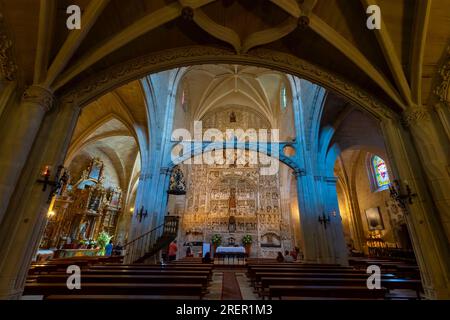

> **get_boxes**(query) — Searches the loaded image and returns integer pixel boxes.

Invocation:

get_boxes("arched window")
[280,85,287,110]
[371,155,390,190]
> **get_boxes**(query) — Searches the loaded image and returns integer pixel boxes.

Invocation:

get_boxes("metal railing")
[123,216,179,263]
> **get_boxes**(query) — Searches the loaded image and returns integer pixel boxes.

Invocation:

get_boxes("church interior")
[0,0,449,301]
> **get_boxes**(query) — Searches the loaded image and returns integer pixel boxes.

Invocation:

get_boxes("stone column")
[434,102,450,141]
[382,117,450,299]
[402,107,450,244]
[293,169,319,263]
[124,170,152,264]
[0,85,54,225]
[0,98,80,299]
[322,176,349,266]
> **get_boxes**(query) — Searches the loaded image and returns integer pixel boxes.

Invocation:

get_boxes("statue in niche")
[228,188,237,212]
[229,111,237,123]
[228,215,236,233]
[79,221,88,240]
[168,167,186,195]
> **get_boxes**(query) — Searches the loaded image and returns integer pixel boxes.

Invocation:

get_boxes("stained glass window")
[372,155,390,189]
[280,85,287,110]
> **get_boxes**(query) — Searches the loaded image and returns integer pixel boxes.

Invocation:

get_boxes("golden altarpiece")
[173,108,296,258]
[39,158,122,249]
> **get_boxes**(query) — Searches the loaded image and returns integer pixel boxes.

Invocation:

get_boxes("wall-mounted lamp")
[37,165,69,203]
[318,212,331,229]
[389,179,417,212]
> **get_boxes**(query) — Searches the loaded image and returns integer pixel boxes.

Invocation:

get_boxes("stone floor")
[203,269,259,300]
[235,272,259,300]
[203,271,223,300]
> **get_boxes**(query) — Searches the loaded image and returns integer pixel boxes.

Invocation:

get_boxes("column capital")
[401,106,431,128]
[21,85,54,111]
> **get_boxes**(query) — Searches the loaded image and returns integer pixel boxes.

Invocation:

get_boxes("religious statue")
[228,188,237,212]
[228,215,236,233]
[229,111,236,123]
[79,221,88,240]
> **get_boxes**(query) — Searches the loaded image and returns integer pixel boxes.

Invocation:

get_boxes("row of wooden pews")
[24,257,214,300]
[349,257,421,279]
[246,260,423,300]
[29,255,124,274]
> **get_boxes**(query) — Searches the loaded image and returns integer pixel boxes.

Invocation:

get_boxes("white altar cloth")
[215,246,245,253]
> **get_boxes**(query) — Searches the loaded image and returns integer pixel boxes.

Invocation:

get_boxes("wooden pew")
[90,265,213,271]
[247,267,360,284]
[24,283,204,298]
[30,274,209,289]
[45,295,198,300]
[247,262,348,270]
[83,269,211,277]
[87,266,213,280]
[260,277,422,299]
[29,269,211,278]
[251,272,396,290]
[268,285,388,300]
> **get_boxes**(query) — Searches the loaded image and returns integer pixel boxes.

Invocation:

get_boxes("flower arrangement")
[97,231,112,255]
[242,234,253,246]
[211,234,222,246]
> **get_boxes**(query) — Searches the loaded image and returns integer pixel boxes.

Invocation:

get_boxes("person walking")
[168,240,178,261]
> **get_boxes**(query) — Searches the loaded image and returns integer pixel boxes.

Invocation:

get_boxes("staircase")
[123,216,179,263]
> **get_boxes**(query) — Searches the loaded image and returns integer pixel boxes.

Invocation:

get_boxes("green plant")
[242,234,253,246]
[97,231,112,253]
[211,234,222,246]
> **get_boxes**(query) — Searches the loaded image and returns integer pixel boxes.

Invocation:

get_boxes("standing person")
[186,246,193,257]
[105,240,113,256]
[168,240,178,261]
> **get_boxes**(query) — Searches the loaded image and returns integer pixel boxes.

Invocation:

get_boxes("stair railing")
[123,216,179,263]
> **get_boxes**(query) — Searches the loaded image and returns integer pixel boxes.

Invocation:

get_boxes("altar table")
[215,246,246,264]
[215,246,245,254]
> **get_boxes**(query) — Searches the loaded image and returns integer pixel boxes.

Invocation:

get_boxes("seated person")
[113,243,123,256]
[276,251,284,262]
[202,251,212,263]
[284,250,294,262]
[290,247,300,260]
